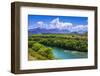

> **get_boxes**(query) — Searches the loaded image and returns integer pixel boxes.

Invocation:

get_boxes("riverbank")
[28,33,88,60]
[29,34,88,52]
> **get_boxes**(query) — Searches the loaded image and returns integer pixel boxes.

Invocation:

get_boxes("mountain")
[28,17,87,35]
[29,28,69,34]
[28,27,87,35]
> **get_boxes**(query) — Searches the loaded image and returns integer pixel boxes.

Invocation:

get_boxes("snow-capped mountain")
[28,18,88,34]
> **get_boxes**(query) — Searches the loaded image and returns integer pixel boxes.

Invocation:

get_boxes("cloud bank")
[35,17,87,33]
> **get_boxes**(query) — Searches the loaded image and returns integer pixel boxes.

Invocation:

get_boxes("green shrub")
[32,42,43,51]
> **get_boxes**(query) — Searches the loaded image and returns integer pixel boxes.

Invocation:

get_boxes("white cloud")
[71,25,88,33]
[37,21,44,28]
[34,17,87,33]
[49,18,73,30]
[50,18,60,24]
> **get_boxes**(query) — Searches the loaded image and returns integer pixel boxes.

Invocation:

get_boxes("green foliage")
[29,34,88,52]
[28,41,54,60]
[28,41,36,48]
[32,42,43,51]
[28,48,48,60]
[38,47,54,59]
[28,33,88,60]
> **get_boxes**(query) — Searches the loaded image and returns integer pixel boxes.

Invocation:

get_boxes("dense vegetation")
[28,41,54,60]
[28,33,88,60]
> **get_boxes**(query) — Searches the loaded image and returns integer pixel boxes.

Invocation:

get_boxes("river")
[50,47,88,59]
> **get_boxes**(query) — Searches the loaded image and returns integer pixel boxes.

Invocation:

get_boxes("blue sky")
[28,15,88,32]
